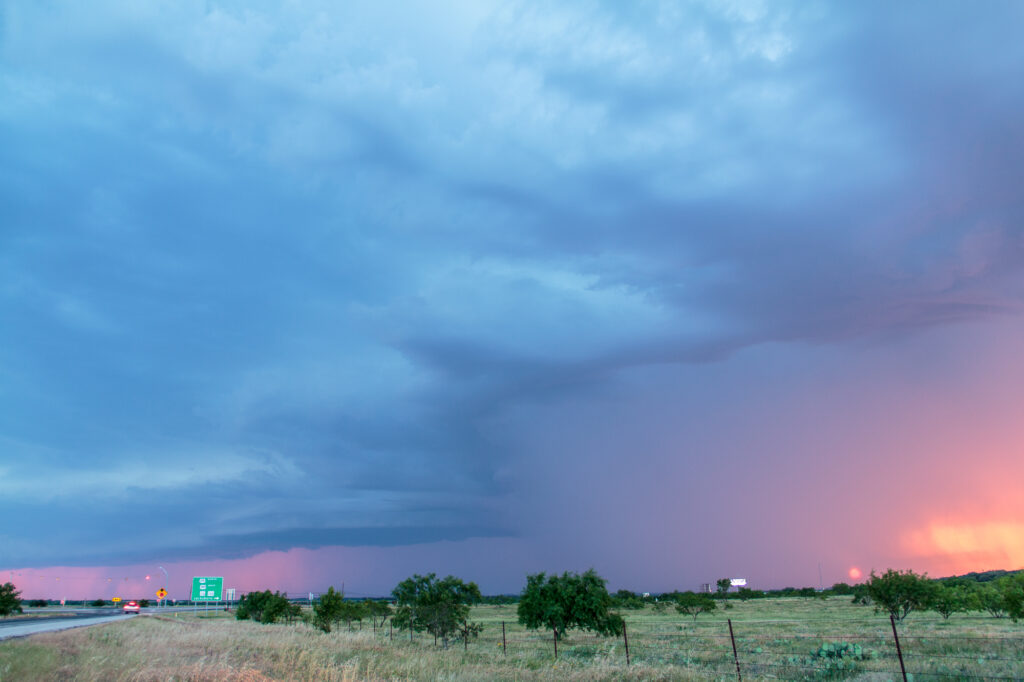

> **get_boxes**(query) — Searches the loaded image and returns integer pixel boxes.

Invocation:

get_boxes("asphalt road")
[0,612,137,641]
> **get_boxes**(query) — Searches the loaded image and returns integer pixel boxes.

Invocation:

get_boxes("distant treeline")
[10,568,1022,608]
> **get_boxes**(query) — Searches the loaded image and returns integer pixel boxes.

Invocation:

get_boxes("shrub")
[0,583,23,616]
[787,641,876,680]
[235,590,299,624]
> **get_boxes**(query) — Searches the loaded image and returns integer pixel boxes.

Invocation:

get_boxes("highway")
[0,610,133,641]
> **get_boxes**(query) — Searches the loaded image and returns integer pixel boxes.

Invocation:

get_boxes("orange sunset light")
[848,566,862,581]
[906,521,1024,573]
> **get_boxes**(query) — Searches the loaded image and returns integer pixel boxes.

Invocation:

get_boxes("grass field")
[1,597,1021,680]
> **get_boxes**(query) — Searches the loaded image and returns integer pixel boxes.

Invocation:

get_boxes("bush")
[28,599,48,608]
[788,641,876,680]
[90,599,106,607]
[611,590,646,609]
[0,583,23,616]
[235,590,300,624]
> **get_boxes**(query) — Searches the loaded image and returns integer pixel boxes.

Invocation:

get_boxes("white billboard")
[730,578,747,587]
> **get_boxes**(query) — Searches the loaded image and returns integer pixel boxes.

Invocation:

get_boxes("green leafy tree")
[611,589,646,610]
[674,592,718,621]
[865,569,937,622]
[28,599,48,608]
[716,578,731,600]
[0,583,23,616]
[517,569,624,640]
[313,586,345,633]
[138,599,150,608]
[830,582,853,595]
[362,599,392,628]
[392,573,481,648]
[999,573,1024,622]
[338,599,366,630]
[235,590,299,624]
[736,587,764,601]
[975,584,1006,618]
[90,599,105,607]
[930,584,968,619]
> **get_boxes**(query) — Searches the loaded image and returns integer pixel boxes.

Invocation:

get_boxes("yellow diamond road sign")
[112,597,121,602]
[157,588,167,599]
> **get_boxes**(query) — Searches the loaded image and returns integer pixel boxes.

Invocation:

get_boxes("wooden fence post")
[728,619,742,681]
[890,615,908,682]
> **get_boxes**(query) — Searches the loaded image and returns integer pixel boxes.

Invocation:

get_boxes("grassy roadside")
[1,597,1021,681]
[0,612,81,622]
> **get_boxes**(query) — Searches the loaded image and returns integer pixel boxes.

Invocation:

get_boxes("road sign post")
[191,577,224,616]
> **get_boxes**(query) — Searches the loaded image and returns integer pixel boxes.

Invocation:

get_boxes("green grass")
[1,596,1021,681]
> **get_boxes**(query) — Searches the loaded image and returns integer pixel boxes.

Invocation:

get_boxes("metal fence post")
[623,620,631,665]
[553,627,558,659]
[728,619,742,681]
[890,615,908,682]
[502,621,507,655]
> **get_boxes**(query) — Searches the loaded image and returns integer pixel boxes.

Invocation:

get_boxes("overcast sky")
[4,1,1024,598]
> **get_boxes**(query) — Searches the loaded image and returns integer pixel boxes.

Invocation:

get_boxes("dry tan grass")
[1,599,1021,681]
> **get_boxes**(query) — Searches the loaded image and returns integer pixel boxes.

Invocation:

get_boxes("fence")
[355,613,1024,680]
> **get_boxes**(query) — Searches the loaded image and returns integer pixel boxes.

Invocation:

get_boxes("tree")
[139,599,150,608]
[392,573,481,648]
[674,592,718,621]
[736,587,764,601]
[338,599,366,630]
[999,573,1024,622]
[29,599,48,608]
[865,569,937,622]
[716,578,731,600]
[517,569,623,640]
[313,586,345,633]
[930,584,968,619]
[0,583,23,616]
[975,584,1006,618]
[362,599,392,628]
[90,599,105,607]
[235,590,299,624]
[611,589,645,610]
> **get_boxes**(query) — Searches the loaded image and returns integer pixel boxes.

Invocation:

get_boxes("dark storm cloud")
[3,1,1024,569]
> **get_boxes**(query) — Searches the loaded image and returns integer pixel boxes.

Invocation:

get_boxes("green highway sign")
[191,576,224,602]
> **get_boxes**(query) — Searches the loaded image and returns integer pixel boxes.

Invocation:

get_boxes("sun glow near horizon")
[905,520,1024,575]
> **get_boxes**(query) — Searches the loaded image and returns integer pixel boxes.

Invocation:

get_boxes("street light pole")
[158,566,168,609]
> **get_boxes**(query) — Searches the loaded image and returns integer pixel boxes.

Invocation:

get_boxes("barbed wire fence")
[354,612,1024,680]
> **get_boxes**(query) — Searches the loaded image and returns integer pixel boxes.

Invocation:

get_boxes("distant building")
[699,583,713,593]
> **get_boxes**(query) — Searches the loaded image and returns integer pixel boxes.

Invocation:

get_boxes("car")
[122,601,141,614]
